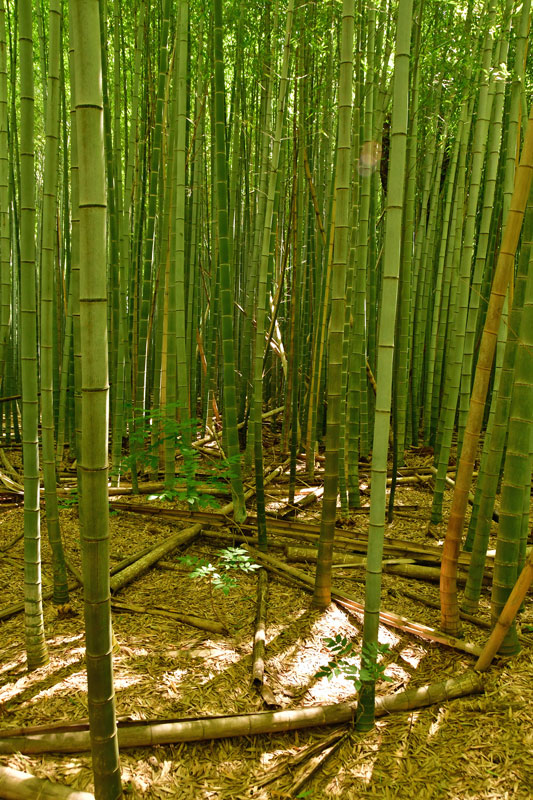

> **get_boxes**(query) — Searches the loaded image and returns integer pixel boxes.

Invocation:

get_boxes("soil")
[1,443,532,799]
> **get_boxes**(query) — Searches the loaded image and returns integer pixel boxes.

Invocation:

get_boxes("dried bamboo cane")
[0,765,94,799]
[248,729,346,793]
[252,568,268,684]
[287,731,348,797]
[110,599,226,635]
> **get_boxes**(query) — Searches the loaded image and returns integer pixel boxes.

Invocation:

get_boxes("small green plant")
[113,406,240,508]
[58,489,78,510]
[315,635,392,690]
[178,547,259,596]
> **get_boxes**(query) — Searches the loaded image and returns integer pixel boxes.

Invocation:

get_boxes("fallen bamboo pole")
[0,765,94,800]
[110,501,492,568]
[0,671,483,754]
[251,569,268,685]
[110,599,226,635]
[109,523,202,593]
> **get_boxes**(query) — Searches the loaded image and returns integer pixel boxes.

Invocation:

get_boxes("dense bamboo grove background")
[1,0,533,796]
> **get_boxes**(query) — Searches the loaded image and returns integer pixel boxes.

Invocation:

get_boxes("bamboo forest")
[1,0,533,796]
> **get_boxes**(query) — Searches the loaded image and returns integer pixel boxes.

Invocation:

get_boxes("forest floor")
[1,436,533,799]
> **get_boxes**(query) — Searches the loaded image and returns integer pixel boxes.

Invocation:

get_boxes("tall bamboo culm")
[70,0,123,795]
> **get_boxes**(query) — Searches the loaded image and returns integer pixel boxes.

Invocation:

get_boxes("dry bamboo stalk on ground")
[0,672,484,753]
[287,731,348,797]
[0,765,94,800]
[248,729,346,793]
[390,587,492,630]
[109,523,202,593]
[111,501,489,567]
[243,546,483,657]
[252,568,268,685]
[110,598,227,635]
[278,486,324,518]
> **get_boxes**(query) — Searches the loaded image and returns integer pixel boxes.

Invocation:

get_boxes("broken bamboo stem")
[110,598,226,635]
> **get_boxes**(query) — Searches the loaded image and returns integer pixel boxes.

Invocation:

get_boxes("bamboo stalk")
[252,568,268,684]
[0,672,483,754]
[109,523,201,593]
[0,765,94,800]
[475,547,533,671]
[110,599,226,635]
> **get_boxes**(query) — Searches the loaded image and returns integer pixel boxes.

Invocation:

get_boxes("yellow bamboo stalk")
[440,103,533,635]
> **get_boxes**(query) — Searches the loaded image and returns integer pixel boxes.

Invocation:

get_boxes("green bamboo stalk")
[0,0,9,392]
[312,0,354,606]
[71,0,122,794]
[212,0,246,522]
[19,0,49,671]
[40,0,68,605]
[252,0,294,547]
[356,0,413,730]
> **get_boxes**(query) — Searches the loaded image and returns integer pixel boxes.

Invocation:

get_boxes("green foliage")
[315,635,392,691]
[113,405,240,508]
[58,489,78,510]
[178,547,259,596]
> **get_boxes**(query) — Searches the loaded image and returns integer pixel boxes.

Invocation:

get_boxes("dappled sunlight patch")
[398,643,426,669]
[427,706,448,739]
[0,648,86,706]
[383,661,412,684]
[160,668,188,698]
